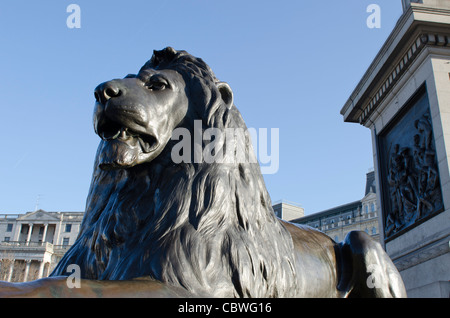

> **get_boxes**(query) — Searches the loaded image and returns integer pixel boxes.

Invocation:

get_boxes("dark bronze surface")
[1,48,406,298]
[379,88,443,240]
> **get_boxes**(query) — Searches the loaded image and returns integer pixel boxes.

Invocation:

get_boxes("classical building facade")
[291,171,380,243]
[0,210,83,282]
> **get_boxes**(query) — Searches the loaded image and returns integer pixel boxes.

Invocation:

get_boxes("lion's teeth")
[119,128,127,139]
[111,130,121,140]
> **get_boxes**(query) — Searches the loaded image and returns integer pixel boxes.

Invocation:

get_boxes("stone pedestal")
[341,0,450,297]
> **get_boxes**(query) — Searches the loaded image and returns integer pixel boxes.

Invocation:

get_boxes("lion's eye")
[146,78,168,91]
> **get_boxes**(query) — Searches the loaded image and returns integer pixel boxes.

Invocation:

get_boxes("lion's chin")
[98,139,152,170]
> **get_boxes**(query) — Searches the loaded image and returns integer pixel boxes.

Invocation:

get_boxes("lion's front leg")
[0,277,193,298]
[0,278,69,298]
[340,231,407,298]
[0,277,117,298]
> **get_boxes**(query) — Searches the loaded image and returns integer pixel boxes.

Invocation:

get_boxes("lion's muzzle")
[93,79,160,170]
[92,67,189,170]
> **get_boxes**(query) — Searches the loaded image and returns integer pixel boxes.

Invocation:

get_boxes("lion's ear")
[217,82,233,109]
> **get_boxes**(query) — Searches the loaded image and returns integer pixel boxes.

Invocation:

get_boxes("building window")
[6,224,13,232]
[4,237,10,242]
[62,237,70,246]
[372,227,377,235]
[65,224,72,233]
[370,203,375,212]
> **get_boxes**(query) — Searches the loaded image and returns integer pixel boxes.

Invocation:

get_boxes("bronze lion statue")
[0,47,406,298]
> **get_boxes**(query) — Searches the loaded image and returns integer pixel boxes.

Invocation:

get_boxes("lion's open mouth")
[99,121,158,153]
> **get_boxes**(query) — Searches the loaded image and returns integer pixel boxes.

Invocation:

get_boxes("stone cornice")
[410,3,450,17]
[341,5,450,126]
[358,32,450,126]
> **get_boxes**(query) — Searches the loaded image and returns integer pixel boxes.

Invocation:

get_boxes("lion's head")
[51,48,299,297]
[93,47,234,170]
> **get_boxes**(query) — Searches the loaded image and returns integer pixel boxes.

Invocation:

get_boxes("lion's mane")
[51,48,300,297]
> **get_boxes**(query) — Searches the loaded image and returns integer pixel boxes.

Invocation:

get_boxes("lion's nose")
[94,81,123,104]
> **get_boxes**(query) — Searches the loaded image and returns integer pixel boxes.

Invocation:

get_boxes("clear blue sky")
[0,1,403,215]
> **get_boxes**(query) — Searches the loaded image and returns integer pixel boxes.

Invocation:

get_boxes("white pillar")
[13,224,21,242]
[42,223,48,244]
[26,224,33,245]
[7,259,15,282]
[23,260,31,282]
[38,260,46,279]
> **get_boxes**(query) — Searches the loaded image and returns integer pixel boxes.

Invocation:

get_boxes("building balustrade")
[0,240,55,253]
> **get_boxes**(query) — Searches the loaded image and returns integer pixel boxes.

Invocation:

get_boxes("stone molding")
[358,33,450,125]
[392,234,449,271]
